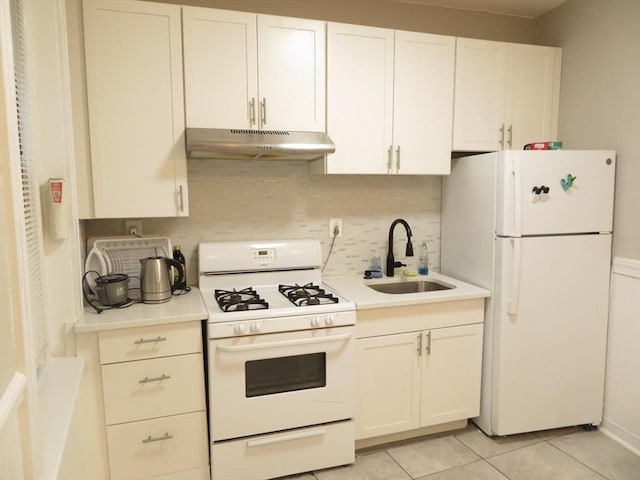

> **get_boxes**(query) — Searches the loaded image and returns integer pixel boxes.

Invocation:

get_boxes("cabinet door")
[258,16,326,132]
[420,324,483,427]
[393,31,455,174]
[83,0,187,218]
[504,44,561,149]
[355,333,421,439]
[182,7,258,129]
[452,38,507,152]
[326,23,394,174]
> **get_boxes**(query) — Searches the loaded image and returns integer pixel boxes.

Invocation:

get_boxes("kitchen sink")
[368,280,455,294]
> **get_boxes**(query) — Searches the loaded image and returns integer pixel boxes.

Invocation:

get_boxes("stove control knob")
[325,314,336,326]
[310,316,321,328]
[250,322,263,333]
[234,324,247,335]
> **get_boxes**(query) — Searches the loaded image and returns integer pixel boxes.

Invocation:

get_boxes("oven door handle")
[216,332,352,353]
[246,428,326,448]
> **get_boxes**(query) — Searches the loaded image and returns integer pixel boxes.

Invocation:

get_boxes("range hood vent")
[186,128,335,160]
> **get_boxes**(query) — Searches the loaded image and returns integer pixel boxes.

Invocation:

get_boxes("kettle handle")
[165,257,185,292]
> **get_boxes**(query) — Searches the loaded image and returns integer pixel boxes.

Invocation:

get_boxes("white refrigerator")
[441,150,616,436]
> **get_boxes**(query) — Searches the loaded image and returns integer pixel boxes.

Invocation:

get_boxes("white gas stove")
[199,239,356,336]
[198,239,356,480]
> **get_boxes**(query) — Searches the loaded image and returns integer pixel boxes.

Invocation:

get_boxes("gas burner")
[214,287,269,312]
[279,283,339,307]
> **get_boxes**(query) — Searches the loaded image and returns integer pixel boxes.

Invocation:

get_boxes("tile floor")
[283,424,640,480]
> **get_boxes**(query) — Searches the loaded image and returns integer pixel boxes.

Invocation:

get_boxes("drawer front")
[99,321,202,364]
[211,420,354,480]
[107,411,209,480]
[102,353,205,425]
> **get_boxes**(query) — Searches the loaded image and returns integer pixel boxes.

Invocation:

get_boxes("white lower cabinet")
[355,301,484,440]
[98,321,208,480]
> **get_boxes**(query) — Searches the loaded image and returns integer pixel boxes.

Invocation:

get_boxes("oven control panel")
[251,247,276,265]
[208,311,356,338]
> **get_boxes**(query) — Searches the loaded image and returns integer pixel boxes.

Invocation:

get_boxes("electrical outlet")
[329,218,343,238]
[125,220,143,236]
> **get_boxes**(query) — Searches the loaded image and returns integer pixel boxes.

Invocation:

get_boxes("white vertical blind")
[10,0,47,369]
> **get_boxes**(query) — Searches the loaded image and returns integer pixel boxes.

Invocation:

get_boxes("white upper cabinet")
[325,23,394,174]
[182,8,326,132]
[453,38,561,151]
[322,23,455,175]
[393,31,456,174]
[83,0,188,218]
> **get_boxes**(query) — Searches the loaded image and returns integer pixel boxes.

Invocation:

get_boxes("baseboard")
[600,422,640,456]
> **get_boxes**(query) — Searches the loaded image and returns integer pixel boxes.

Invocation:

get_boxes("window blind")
[10,0,47,369]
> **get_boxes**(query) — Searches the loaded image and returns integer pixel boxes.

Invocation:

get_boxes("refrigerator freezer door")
[497,150,616,236]
[490,233,611,436]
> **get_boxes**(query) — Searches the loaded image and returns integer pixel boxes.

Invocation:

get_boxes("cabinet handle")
[499,124,505,148]
[249,97,256,126]
[425,331,432,355]
[260,98,267,126]
[417,333,423,357]
[178,185,185,213]
[138,374,171,384]
[387,146,393,173]
[142,432,173,444]
[396,145,401,172]
[134,336,167,345]
[507,124,513,147]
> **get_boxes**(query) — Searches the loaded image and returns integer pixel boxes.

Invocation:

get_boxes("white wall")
[536,0,640,261]
[536,0,640,453]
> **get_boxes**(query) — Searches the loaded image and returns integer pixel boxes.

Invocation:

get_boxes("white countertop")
[75,287,208,333]
[323,272,490,310]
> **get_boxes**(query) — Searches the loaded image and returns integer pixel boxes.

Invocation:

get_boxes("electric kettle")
[139,256,185,304]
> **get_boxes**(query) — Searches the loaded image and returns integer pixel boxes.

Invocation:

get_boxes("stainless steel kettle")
[139,256,185,304]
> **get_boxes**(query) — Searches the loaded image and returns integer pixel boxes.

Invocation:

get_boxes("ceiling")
[392,0,567,19]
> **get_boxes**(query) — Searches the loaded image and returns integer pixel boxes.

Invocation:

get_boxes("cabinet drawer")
[106,411,209,480]
[102,353,205,425]
[99,321,202,364]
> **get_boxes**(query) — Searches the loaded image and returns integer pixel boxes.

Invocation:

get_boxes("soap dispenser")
[418,240,429,275]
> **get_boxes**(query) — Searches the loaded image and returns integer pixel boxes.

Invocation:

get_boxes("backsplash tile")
[84,160,442,285]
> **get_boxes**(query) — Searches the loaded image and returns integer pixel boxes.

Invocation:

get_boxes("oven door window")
[245,353,326,397]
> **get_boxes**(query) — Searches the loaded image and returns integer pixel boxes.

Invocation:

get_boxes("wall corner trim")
[612,257,640,279]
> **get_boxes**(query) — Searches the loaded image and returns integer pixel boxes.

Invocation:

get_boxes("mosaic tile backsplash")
[84,160,443,285]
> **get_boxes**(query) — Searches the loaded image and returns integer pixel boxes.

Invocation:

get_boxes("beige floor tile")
[487,442,605,480]
[550,430,640,480]
[315,451,411,480]
[455,428,542,458]
[387,435,480,478]
[278,474,316,480]
[416,459,509,480]
[534,426,581,440]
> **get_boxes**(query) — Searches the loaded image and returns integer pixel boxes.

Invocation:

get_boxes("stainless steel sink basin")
[368,280,455,294]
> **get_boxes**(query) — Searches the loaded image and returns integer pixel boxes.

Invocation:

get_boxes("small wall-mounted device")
[44,177,69,240]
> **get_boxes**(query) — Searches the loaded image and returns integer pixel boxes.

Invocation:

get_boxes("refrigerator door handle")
[513,160,522,236]
[508,238,522,316]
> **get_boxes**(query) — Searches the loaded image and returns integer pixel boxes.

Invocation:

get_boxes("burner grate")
[214,287,269,312]
[279,283,339,307]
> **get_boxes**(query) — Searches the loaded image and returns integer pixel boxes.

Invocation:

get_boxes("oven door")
[209,325,355,441]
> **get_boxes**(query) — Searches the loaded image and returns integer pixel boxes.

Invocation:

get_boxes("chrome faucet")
[386,218,414,277]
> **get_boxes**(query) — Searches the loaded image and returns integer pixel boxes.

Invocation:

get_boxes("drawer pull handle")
[247,428,326,447]
[134,336,167,345]
[142,432,173,444]
[138,374,171,384]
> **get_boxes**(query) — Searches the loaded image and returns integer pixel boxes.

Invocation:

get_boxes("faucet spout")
[386,218,414,277]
